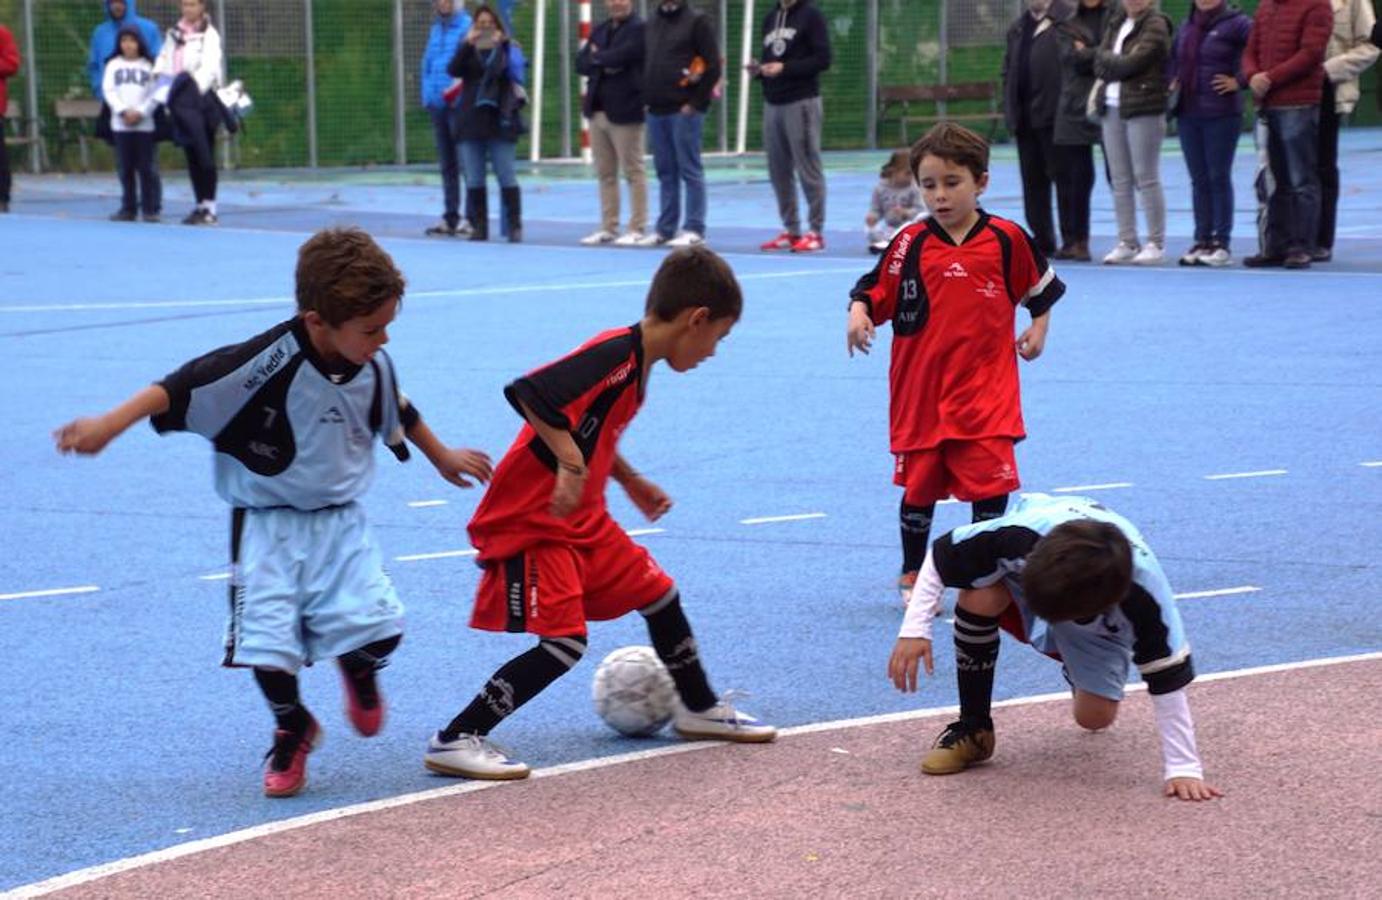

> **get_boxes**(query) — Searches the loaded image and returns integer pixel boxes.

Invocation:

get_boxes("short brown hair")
[881,148,912,180]
[1021,520,1134,622]
[644,245,743,322]
[909,122,990,183]
[295,228,406,327]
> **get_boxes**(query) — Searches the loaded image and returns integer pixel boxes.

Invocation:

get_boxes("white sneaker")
[635,232,671,247]
[1102,242,1139,264]
[424,732,530,780]
[673,693,777,743]
[1178,244,1208,266]
[1131,243,1165,265]
[580,229,617,246]
[1199,245,1232,267]
[613,230,646,246]
[456,219,474,237]
[667,231,705,248]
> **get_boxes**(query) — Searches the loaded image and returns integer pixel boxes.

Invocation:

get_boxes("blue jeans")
[1262,106,1320,256]
[647,110,706,239]
[460,138,518,190]
[430,107,463,227]
[1177,114,1240,245]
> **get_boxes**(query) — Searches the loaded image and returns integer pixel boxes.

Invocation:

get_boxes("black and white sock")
[954,608,1001,729]
[254,667,311,735]
[640,590,717,713]
[900,501,936,574]
[971,494,1009,523]
[439,636,587,740]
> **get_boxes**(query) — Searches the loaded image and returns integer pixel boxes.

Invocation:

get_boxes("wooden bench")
[3,99,47,171]
[55,97,104,172]
[878,82,1004,145]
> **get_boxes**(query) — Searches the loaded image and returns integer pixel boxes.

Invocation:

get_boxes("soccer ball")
[592,645,677,737]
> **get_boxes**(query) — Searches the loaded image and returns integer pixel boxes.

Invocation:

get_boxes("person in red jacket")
[1242,0,1333,269]
[0,23,20,213]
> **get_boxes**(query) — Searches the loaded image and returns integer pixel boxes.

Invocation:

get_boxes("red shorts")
[470,515,674,638]
[893,438,1020,506]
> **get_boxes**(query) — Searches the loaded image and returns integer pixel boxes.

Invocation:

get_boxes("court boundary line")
[7,650,1379,899]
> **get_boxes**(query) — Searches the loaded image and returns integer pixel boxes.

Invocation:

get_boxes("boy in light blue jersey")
[55,227,493,798]
[887,493,1223,801]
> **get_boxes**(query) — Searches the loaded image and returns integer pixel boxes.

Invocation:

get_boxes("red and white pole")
[578,0,593,163]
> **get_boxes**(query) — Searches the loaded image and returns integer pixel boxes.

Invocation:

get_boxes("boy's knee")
[1072,692,1119,731]
[956,584,1011,617]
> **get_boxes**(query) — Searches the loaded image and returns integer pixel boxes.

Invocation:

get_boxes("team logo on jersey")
[887,230,914,276]
[319,405,345,424]
[606,361,634,387]
[248,441,279,460]
[977,278,1002,299]
[943,261,969,279]
[242,345,288,391]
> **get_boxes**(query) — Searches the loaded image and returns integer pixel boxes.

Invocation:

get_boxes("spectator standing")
[88,1,163,102]
[641,0,721,247]
[1092,0,1172,265]
[154,0,224,226]
[1052,0,1113,261]
[1242,0,1332,268]
[421,0,474,238]
[577,0,648,246]
[753,0,832,254]
[0,22,17,213]
[448,4,528,242]
[1003,0,1069,258]
[103,25,162,222]
[1313,0,1378,261]
[1169,0,1251,267]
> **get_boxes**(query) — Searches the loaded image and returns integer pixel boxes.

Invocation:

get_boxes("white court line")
[1173,585,1261,600]
[406,500,448,509]
[393,548,477,562]
[0,585,100,602]
[739,512,827,525]
[1362,461,1382,468]
[198,573,230,582]
[1050,482,1134,493]
[1,267,862,314]
[1203,469,1288,480]
[11,649,1380,899]
[625,528,666,537]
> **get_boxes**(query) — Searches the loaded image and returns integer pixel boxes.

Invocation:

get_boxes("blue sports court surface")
[2,131,1380,891]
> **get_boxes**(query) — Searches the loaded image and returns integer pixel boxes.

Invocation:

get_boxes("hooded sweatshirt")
[103,26,157,133]
[88,0,163,99]
[758,0,832,105]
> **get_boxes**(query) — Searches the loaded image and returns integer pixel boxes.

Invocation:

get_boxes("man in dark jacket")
[577,0,648,245]
[1003,0,1070,257]
[640,0,720,246]
[1243,0,1333,268]
[753,0,832,254]
[1052,0,1112,261]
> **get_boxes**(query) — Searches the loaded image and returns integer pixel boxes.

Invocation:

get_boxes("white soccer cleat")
[580,229,617,246]
[424,732,530,780]
[1102,242,1139,265]
[673,692,777,743]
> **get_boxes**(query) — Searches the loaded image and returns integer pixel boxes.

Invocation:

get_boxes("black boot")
[502,185,522,243]
[466,188,488,241]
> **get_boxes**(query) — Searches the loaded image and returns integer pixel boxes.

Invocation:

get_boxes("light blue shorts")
[224,503,404,673]
[1004,577,1132,702]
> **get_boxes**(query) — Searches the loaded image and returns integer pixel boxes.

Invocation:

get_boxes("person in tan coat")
[1313,0,1378,261]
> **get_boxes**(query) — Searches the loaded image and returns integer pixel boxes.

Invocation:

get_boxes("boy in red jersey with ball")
[847,122,1064,602]
[425,245,776,780]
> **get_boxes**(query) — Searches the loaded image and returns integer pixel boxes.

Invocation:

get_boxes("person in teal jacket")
[88,0,162,100]
[422,0,474,236]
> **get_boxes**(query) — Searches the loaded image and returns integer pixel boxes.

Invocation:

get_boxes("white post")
[530,0,548,162]
[734,0,755,155]
[305,0,318,168]
[578,0,592,163]
[21,0,40,172]
[393,0,407,164]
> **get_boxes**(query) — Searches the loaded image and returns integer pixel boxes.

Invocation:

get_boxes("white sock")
[204,201,217,216]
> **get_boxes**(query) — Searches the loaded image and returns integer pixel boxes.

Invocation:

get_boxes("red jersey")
[468,324,647,561]
[850,212,1064,453]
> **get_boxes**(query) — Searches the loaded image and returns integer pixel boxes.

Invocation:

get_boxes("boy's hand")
[622,475,672,522]
[1164,777,1224,802]
[1017,316,1049,361]
[550,463,587,518]
[433,447,493,488]
[888,637,933,692]
[53,416,119,455]
[865,212,879,226]
[847,303,875,357]
[121,109,143,125]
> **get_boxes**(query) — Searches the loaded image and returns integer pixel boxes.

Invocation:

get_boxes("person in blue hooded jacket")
[422,0,474,237]
[88,0,162,101]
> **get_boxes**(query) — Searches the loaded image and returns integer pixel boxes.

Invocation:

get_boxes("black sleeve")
[151,320,294,434]
[448,41,474,78]
[690,15,721,109]
[594,20,646,69]
[503,334,634,431]
[931,526,1043,589]
[783,10,831,78]
[1122,584,1195,695]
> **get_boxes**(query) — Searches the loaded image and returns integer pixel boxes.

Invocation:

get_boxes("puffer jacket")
[1054,0,1111,144]
[1322,0,1380,114]
[1242,0,1333,108]
[1094,8,1173,120]
[421,9,472,110]
[1170,3,1252,119]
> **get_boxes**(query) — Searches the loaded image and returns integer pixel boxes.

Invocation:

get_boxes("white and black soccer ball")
[592,645,677,737]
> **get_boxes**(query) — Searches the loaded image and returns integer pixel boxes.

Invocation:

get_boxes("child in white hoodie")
[103,25,161,222]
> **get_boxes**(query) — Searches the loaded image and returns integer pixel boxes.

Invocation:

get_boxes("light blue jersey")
[151,318,415,510]
[933,493,1192,700]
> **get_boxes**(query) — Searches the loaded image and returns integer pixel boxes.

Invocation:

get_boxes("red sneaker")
[339,660,385,737]
[759,231,797,251]
[790,231,825,253]
[263,717,322,798]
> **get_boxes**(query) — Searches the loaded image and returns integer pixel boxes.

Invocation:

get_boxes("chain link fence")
[2,0,1378,173]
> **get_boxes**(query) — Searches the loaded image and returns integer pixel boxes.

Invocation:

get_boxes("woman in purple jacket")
[1170,0,1252,267]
